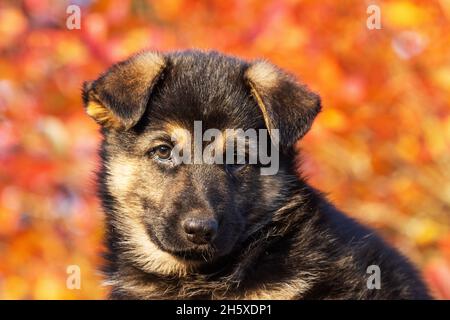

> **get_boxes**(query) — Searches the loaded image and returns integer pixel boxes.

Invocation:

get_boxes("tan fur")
[167,124,192,149]
[245,61,279,89]
[86,100,122,129]
[248,83,274,131]
[245,62,279,140]
[243,279,312,300]
[106,152,194,277]
[106,154,141,196]
[118,216,191,277]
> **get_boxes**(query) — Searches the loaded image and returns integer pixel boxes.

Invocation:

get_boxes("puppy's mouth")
[145,223,218,262]
[170,246,217,262]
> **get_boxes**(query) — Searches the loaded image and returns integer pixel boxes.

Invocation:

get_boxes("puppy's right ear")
[82,52,166,130]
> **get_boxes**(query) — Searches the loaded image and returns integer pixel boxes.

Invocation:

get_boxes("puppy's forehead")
[146,51,264,132]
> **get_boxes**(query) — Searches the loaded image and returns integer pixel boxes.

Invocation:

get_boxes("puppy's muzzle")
[182,218,218,245]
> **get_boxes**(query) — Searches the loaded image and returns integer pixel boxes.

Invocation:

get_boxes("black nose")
[182,218,218,244]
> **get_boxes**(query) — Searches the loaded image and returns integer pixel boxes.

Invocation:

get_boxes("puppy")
[82,50,430,299]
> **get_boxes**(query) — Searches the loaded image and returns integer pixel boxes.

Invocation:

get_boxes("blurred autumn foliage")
[0,0,449,299]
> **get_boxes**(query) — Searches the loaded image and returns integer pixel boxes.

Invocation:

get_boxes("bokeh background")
[0,0,449,299]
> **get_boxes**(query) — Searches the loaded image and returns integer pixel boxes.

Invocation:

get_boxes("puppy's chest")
[113,274,310,300]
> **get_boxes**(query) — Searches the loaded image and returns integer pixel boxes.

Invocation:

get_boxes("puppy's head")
[83,50,320,275]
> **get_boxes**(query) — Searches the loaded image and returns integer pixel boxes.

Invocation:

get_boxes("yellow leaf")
[383,1,430,28]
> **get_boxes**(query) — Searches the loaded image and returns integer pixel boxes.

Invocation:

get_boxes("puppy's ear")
[245,61,321,150]
[82,52,166,130]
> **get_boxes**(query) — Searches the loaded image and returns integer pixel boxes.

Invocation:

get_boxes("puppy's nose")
[182,218,218,244]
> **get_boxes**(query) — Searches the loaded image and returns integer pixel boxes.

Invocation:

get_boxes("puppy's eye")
[149,145,172,161]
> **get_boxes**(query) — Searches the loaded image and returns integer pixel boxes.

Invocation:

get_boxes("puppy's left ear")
[82,52,166,130]
[245,61,321,150]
